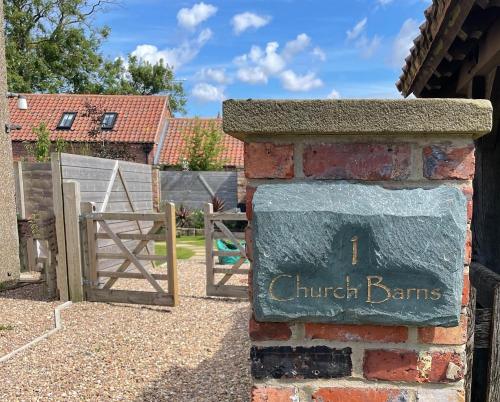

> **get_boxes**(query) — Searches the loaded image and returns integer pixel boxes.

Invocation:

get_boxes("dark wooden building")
[397,1,500,400]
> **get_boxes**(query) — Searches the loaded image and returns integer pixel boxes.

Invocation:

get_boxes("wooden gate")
[84,208,179,307]
[60,179,178,306]
[204,203,248,298]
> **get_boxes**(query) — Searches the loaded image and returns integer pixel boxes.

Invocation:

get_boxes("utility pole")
[0,1,21,284]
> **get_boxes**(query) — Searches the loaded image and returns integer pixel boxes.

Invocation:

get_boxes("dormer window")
[102,112,118,130]
[57,112,77,130]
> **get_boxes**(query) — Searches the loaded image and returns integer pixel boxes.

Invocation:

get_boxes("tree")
[24,122,67,161]
[180,120,226,171]
[4,0,187,114]
[24,122,51,161]
[4,0,111,93]
[81,99,132,160]
[96,55,187,114]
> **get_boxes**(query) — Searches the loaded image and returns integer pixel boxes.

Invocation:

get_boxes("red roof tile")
[9,94,170,143]
[159,118,244,168]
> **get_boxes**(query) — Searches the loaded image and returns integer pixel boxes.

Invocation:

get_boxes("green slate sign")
[252,183,466,327]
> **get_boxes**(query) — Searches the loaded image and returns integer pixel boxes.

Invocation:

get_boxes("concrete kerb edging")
[222,99,493,140]
[0,301,73,363]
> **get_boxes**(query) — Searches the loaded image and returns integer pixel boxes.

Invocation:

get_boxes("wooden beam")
[97,271,169,280]
[456,19,500,94]
[51,153,69,301]
[96,233,165,241]
[205,203,214,295]
[470,262,500,307]
[86,288,174,306]
[164,202,179,306]
[63,180,84,302]
[411,0,477,97]
[88,212,164,221]
[96,253,167,261]
[487,286,500,401]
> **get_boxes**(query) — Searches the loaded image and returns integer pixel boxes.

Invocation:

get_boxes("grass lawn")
[177,235,205,248]
[154,235,205,262]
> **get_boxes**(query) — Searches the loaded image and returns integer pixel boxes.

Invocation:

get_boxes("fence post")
[52,153,69,301]
[63,180,84,302]
[13,161,26,218]
[165,202,179,306]
[204,203,214,295]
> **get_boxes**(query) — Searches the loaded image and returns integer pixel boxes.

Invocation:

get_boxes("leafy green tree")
[96,56,187,114]
[180,120,226,171]
[4,0,187,114]
[4,0,111,93]
[25,122,51,162]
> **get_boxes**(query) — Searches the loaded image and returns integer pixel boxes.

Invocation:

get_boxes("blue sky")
[96,0,430,116]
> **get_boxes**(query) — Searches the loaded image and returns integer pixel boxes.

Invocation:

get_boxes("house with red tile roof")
[156,117,244,168]
[9,94,171,164]
[9,94,244,169]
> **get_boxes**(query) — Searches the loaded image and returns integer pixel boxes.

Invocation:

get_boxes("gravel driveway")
[0,257,251,401]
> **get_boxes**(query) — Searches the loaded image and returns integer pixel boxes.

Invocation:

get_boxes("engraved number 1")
[351,236,358,266]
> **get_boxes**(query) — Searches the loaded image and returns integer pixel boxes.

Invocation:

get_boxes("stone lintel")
[222,99,492,140]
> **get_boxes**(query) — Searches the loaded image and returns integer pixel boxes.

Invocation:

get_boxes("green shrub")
[189,209,204,229]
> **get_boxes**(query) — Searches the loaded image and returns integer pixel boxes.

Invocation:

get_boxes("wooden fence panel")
[52,153,156,297]
[160,171,237,210]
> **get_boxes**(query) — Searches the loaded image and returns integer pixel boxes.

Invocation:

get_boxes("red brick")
[465,229,472,265]
[249,317,292,341]
[416,389,465,401]
[428,352,463,382]
[246,186,256,220]
[312,388,410,402]
[245,226,253,262]
[461,186,473,222]
[245,143,294,179]
[462,273,470,306]
[305,323,408,343]
[363,350,419,381]
[303,143,411,180]
[251,386,295,402]
[423,144,475,180]
[418,315,467,345]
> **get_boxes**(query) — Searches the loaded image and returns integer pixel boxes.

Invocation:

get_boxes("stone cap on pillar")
[222,99,492,140]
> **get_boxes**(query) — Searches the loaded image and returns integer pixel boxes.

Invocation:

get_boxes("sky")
[95,0,431,117]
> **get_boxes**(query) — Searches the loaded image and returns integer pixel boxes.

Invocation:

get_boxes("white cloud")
[357,35,382,58]
[389,18,419,67]
[327,89,341,99]
[192,83,225,102]
[131,29,212,70]
[347,17,367,40]
[280,70,323,92]
[235,34,323,91]
[196,67,231,84]
[377,0,394,5]
[232,12,271,35]
[237,67,268,84]
[346,17,381,59]
[312,47,326,61]
[177,2,217,30]
[283,33,311,60]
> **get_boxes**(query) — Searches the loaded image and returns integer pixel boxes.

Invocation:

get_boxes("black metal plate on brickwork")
[250,346,352,379]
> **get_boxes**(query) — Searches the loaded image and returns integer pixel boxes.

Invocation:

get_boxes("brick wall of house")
[223,99,492,402]
[11,141,154,165]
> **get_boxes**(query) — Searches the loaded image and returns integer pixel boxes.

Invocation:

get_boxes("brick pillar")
[223,99,492,402]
